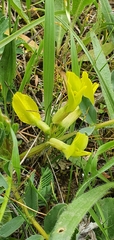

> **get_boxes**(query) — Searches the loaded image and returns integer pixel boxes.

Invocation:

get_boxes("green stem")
[20,142,49,160]
[2,0,5,14]
[8,0,11,35]
[66,163,73,204]
[20,131,79,160]
[12,185,49,240]
[95,119,114,129]
[0,176,12,222]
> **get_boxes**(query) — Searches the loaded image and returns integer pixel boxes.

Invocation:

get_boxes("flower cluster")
[12,71,98,159]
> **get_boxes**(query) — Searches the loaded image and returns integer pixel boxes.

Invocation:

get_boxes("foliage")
[0,0,114,240]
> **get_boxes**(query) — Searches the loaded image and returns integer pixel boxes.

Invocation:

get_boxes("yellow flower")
[49,132,90,159]
[52,71,99,124]
[12,92,50,134]
[81,71,99,104]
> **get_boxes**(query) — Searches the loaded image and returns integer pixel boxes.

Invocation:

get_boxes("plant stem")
[0,176,12,222]
[12,184,49,240]
[8,0,11,34]
[95,119,114,129]
[20,142,48,160]
[66,163,73,204]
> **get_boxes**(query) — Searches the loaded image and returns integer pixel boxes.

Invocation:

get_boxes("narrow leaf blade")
[43,0,55,124]
[91,31,114,119]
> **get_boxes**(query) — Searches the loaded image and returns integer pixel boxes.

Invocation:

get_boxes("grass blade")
[99,0,114,42]
[70,33,80,76]
[0,16,45,49]
[43,0,55,124]
[91,31,114,119]
[54,0,68,53]
[19,50,37,92]
[11,0,29,24]
[72,0,95,18]
[0,40,16,111]
[10,127,20,182]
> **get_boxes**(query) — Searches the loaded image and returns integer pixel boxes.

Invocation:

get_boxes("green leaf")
[50,183,114,240]
[70,33,80,76]
[99,0,114,42]
[26,235,44,240]
[19,50,37,92]
[0,216,24,238]
[72,0,94,16]
[38,168,53,206]
[80,96,97,124]
[0,176,12,222]
[0,14,9,54]
[0,173,8,189]
[79,42,114,62]
[54,0,68,52]
[79,126,95,135]
[0,122,5,146]
[0,16,45,49]
[98,198,114,239]
[10,127,20,182]
[111,70,114,91]
[94,139,114,161]
[43,0,55,124]
[25,178,38,215]
[77,154,114,196]
[91,31,114,119]
[0,40,16,104]
[44,203,66,234]
[11,0,29,24]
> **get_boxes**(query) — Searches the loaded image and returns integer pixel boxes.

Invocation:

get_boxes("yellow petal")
[81,72,99,104]
[72,132,88,150]
[66,71,86,112]
[12,92,41,125]
[64,132,90,159]
[12,92,50,134]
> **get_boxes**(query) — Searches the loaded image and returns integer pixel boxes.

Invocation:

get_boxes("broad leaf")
[26,235,44,240]
[44,204,66,234]
[25,179,38,216]
[80,96,97,124]
[0,216,24,237]
[98,198,114,239]
[50,183,114,240]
